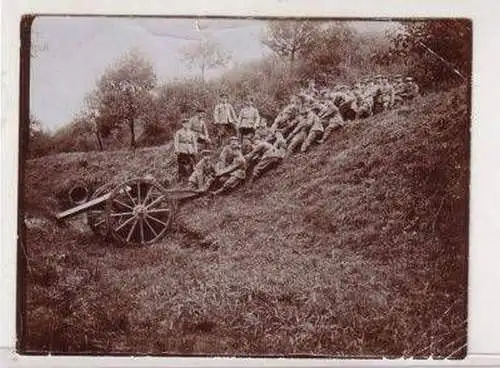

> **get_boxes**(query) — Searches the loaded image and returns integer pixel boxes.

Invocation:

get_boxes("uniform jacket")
[213,102,237,126]
[218,146,247,179]
[174,127,197,155]
[188,116,210,141]
[238,105,260,129]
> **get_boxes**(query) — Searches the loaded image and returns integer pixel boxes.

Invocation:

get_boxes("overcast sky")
[30,16,395,131]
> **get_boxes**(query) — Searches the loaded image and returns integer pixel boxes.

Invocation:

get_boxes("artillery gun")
[56,176,204,246]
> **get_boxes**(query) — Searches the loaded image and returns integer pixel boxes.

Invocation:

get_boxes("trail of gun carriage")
[22,19,470,357]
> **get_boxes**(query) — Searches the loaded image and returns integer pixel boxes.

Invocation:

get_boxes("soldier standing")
[174,118,198,183]
[237,96,260,142]
[189,108,211,149]
[213,93,238,146]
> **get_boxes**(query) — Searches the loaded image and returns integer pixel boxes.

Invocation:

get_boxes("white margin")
[1,0,500,367]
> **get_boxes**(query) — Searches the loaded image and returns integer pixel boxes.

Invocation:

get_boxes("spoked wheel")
[86,182,116,237]
[106,178,176,246]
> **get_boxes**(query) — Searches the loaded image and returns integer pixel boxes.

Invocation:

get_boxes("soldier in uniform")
[174,118,198,183]
[403,77,420,101]
[213,93,238,146]
[301,78,319,100]
[212,136,247,195]
[332,85,358,121]
[300,105,325,153]
[271,95,302,138]
[317,100,345,144]
[391,74,407,108]
[286,106,322,155]
[248,128,287,185]
[187,149,216,192]
[188,108,211,149]
[380,75,395,110]
[237,96,260,142]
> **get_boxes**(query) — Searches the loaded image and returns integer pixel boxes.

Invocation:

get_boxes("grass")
[20,86,469,358]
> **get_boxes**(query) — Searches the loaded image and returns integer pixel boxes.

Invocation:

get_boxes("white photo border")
[2,0,500,367]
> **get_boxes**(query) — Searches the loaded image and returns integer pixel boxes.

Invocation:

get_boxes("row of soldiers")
[173,74,420,195]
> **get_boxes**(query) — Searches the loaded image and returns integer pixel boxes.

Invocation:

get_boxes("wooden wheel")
[86,182,116,237]
[106,178,176,246]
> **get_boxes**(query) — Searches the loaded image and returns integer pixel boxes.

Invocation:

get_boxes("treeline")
[27,19,471,158]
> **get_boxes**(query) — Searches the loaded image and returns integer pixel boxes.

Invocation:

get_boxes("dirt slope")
[20,86,469,357]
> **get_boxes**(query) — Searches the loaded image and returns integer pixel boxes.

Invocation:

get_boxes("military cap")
[394,74,403,79]
[201,149,213,156]
[405,76,414,81]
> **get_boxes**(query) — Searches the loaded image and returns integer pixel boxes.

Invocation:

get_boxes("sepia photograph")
[18,15,470,358]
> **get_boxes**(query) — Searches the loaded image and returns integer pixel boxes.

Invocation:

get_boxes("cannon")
[56,176,205,246]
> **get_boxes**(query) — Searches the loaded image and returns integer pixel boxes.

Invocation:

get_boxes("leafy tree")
[27,115,53,158]
[179,38,231,83]
[376,19,472,89]
[85,49,157,149]
[295,22,356,82]
[261,20,320,69]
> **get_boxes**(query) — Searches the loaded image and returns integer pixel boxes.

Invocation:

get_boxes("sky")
[30,17,396,131]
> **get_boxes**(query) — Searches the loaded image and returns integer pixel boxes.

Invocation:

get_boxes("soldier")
[404,77,420,101]
[174,118,198,183]
[187,149,216,192]
[286,107,322,155]
[212,136,247,195]
[380,76,395,110]
[213,93,238,145]
[392,74,407,108]
[300,105,325,153]
[371,75,387,114]
[248,128,287,185]
[271,95,302,136]
[237,96,260,142]
[317,100,345,144]
[333,85,358,121]
[188,108,211,149]
[301,78,319,100]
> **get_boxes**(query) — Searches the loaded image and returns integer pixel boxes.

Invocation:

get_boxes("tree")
[85,49,157,150]
[261,20,320,69]
[27,115,53,158]
[377,19,472,89]
[180,38,231,83]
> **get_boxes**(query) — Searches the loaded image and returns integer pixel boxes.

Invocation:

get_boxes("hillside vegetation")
[21,86,469,357]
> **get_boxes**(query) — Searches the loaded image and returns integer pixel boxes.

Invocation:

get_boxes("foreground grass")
[21,87,468,357]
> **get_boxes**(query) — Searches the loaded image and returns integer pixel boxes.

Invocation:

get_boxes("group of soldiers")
[173,74,420,195]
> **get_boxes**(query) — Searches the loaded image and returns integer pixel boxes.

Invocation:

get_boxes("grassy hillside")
[20,86,469,357]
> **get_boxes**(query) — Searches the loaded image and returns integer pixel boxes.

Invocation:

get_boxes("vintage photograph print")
[18,15,470,358]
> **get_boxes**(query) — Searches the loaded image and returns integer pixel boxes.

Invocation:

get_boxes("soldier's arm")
[254,108,261,127]
[288,121,305,140]
[202,121,210,141]
[173,131,180,153]
[213,105,220,124]
[229,104,237,124]
[192,132,199,153]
